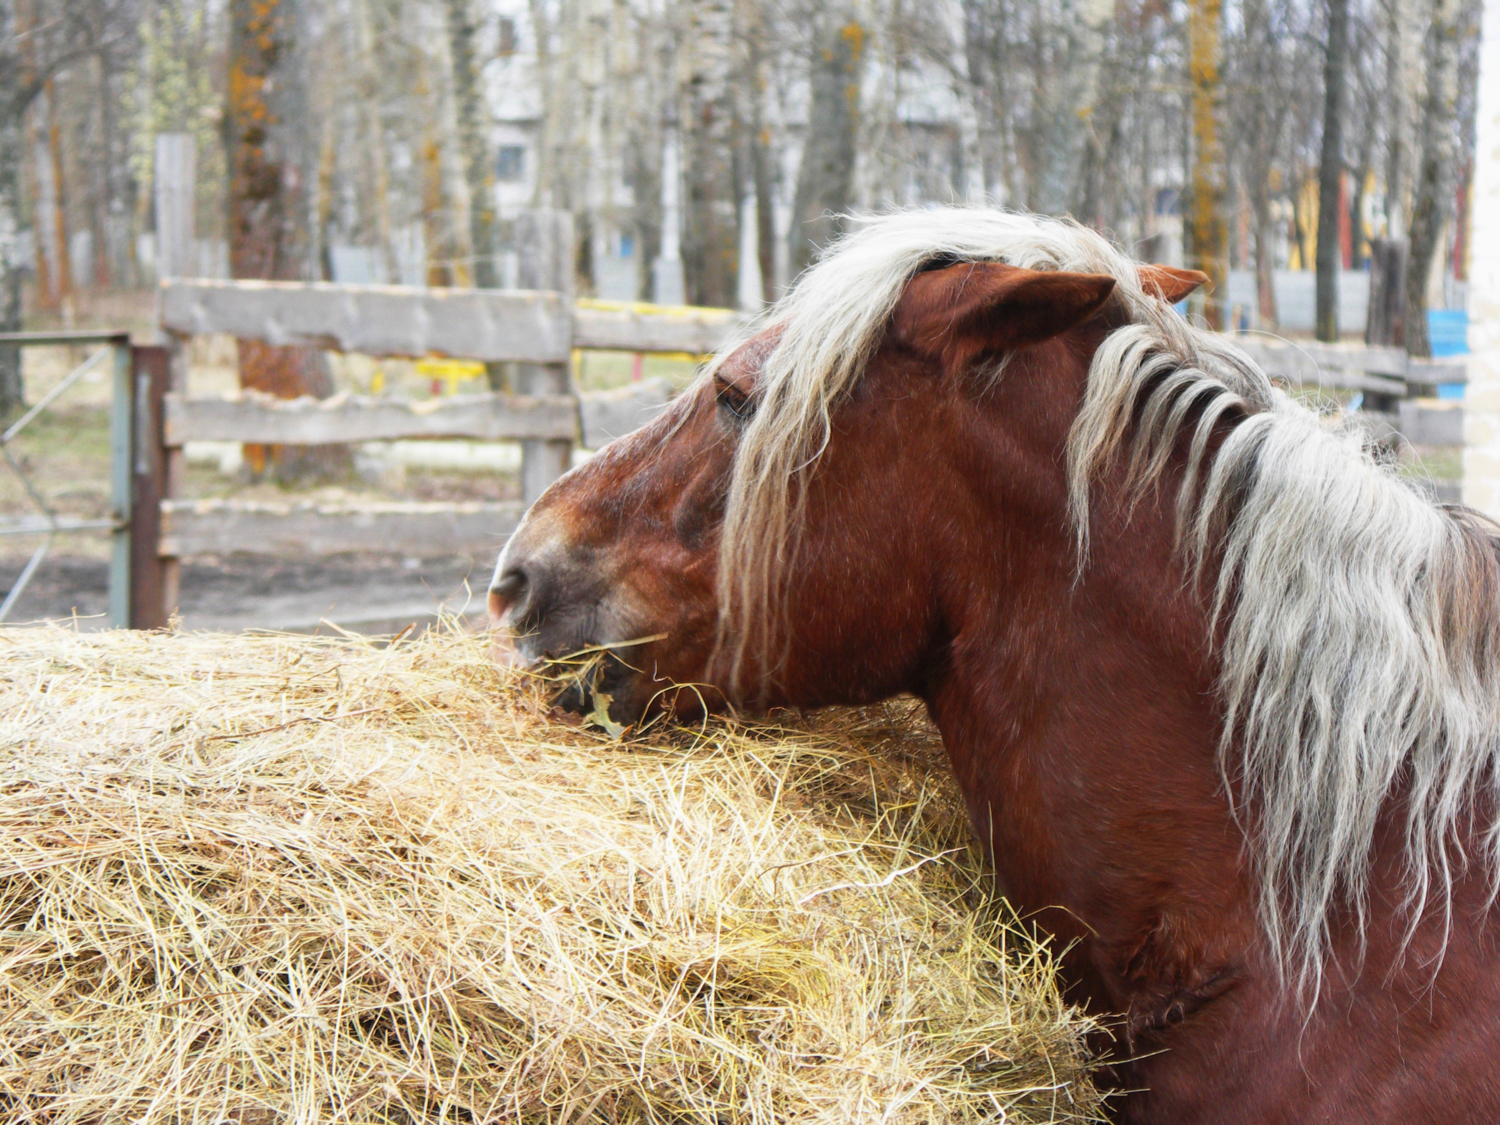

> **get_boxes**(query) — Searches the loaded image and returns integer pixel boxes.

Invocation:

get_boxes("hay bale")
[0,624,1101,1123]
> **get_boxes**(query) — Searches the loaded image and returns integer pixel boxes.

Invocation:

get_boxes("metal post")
[107,340,134,627]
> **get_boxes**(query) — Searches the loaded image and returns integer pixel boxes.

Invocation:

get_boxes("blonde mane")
[715,207,1500,992]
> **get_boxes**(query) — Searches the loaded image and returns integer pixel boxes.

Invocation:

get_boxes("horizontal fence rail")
[576,380,676,446]
[161,280,575,363]
[1231,336,1468,395]
[160,280,741,360]
[165,390,580,445]
[571,299,740,355]
[163,380,674,451]
[159,499,525,559]
[149,277,709,626]
[1233,338,1410,396]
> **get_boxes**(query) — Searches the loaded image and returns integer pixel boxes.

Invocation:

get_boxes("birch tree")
[1315,0,1351,341]
[443,0,497,287]
[1404,0,1462,356]
[789,16,863,276]
[1188,0,1227,327]
[226,0,347,480]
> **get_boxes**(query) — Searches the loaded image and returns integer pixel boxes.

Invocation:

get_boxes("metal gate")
[0,331,162,628]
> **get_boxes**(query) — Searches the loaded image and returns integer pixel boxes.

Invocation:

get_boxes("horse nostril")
[488,567,529,625]
[493,567,527,602]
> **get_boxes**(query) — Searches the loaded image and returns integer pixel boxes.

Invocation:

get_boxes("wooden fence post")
[153,134,194,620]
[129,345,171,628]
[159,335,189,619]
[515,208,576,505]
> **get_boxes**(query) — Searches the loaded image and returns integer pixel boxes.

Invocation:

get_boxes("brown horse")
[489,210,1500,1122]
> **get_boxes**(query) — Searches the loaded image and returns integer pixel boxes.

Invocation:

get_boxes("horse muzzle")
[487,530,655,719]
[488,550,594,665]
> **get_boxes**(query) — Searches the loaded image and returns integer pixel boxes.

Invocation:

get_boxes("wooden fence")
[130,278,1471,628]
[144,278,737,624]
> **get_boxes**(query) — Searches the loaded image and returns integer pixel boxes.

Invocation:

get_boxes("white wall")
[1462,0,1500,515]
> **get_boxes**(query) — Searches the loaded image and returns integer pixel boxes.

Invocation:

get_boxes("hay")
[0,623,1102,1123]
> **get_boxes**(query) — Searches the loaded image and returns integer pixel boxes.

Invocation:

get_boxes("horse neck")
[922,374,1261,1017]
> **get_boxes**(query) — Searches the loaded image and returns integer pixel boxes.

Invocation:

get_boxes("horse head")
[490,254,1203,721]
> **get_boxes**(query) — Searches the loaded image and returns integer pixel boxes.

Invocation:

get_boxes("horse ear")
[1138,263,1209,304]
[892,261,1117,369]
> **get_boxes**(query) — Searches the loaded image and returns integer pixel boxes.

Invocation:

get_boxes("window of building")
[497,16,517,56]
[496,145,525,182]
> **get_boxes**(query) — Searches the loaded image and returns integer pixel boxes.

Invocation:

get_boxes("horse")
[487,209,1500,1122]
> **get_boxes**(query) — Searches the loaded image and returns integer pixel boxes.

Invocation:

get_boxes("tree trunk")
[0,96,22,418]
[629,121,662,302]
[743,7,776,304]
[316,117,336,282]
[1072,0,1119,228]
[681,0,736,308]
[1405,0,1461,357]
[1383,0,1421,240]
[1251,186,1277,328]
[1315,0,1350,341]
[90,52,112,289]
[43,81,72,312]
[1187,0,1227,328]
[28,85,57,311]
[443,0,497,289]
[1366,237,1408,345]
[789,20,863,276]
[752,128,776,304]
[0,0,32,417]
[226,0,347,483]
[354,0,398,284]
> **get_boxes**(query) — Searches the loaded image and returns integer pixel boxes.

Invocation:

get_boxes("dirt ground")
[1,400,513,632]
[0,551,493,633]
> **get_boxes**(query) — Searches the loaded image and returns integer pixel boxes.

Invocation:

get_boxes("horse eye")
[715,381,756,424]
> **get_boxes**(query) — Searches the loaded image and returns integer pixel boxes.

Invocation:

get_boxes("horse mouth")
[489,621,657,727]
[488,586,688,729]
[543,648,642,719]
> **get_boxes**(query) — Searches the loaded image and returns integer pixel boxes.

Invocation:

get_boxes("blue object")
[1428,309,1469,357]
[1438,383,1466,400]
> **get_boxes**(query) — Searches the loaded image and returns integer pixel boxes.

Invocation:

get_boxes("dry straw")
[0,622,1101,1123]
